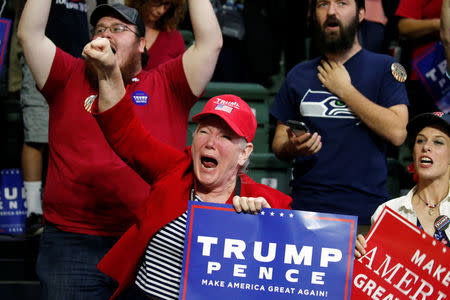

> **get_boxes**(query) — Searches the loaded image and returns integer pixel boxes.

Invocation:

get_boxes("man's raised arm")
[182,0,223,97]
[17,0,56,90]
[442,0,450,75]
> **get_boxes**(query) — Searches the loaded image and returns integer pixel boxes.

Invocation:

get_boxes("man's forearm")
[82,38,126,113]
[98,68,126,113]
[339,87,408,146]
[398,18,440,40]
[17,0,55,89]
[272,138,296,162]
[188,0,222,53]
[441,0,450,74]
[182,0,222,97]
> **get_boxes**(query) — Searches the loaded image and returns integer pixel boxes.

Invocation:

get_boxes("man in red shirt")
[442,0,450,76]
[17,0,222,298]
[396,0,442,116]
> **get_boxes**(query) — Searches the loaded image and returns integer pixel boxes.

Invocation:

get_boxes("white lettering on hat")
[214,98,240,110]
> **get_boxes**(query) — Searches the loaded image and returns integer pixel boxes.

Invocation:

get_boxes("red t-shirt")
[396,0,442,80]
[144,30,185,70]
[40,48,197,236]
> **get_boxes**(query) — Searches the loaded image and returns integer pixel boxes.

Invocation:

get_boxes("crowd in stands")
[0,0,448,299]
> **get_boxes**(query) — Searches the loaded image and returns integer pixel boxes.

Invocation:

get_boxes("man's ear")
[139,37,146,54]
[358,7,365,23]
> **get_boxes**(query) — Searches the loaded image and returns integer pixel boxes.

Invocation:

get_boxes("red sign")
[351,207,449,299]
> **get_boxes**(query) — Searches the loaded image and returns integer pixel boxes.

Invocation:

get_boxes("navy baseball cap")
[90,3,145,38]
[406,112,450,148]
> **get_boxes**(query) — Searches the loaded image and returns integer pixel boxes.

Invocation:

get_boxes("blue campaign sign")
[412,41,450,112]
[179,202,357,300]
[0,169,27,234]
[0,18,11,76]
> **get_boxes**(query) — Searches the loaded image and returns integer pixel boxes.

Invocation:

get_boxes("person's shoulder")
[373,192,411,217]
[382,194,409,208]
[360,49,398,66]
[168,29,183,38]
[136,69,152,81]
[159,29,182,39]
[144,53,183,75]
[52,47,86,75]
[358,49,408,80]
[240,174,292,209]
[286,57,321,81]
[166,30,185,51]
[290,57,321,73]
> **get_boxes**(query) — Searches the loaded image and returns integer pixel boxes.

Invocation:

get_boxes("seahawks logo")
[300,89,356,119]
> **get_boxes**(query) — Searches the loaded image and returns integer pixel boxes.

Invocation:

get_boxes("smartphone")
[286,120,310,136]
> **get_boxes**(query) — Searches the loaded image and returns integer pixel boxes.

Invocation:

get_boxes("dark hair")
[141,47,149,68]
[355,0,365,10]
[90,6,148,69]
[129,23,149,69]
[126,0,186,32]
[310,0,365,10]
[309,0,365,27]
[406,113,450,150]
[90,4,146,38]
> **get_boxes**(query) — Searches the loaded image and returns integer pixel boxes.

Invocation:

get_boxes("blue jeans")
[36,224,145,300]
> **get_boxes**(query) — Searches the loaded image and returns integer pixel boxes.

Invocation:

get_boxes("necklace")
[416,191,448,216]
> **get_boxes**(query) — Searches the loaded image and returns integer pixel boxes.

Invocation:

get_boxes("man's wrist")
[337,84,357,103]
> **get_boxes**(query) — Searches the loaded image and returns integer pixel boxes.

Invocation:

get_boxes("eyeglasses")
[93,23,139,37]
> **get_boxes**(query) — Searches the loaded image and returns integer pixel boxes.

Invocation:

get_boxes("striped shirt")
[135,197,201,299]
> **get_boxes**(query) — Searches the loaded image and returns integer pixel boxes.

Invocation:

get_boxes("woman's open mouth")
[201,156,218,169]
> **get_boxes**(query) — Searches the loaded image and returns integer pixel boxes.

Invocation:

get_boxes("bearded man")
[17,0,222,299]
[270,0,409,232]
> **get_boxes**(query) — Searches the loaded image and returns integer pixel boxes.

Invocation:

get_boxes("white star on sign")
[270,212,275,216]
[289,213,294,218]
[261,211,265,216]
[280,213,284,217]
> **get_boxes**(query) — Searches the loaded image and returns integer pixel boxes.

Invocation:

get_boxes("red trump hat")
[192,94,257,142]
